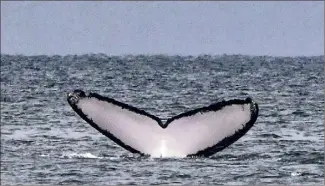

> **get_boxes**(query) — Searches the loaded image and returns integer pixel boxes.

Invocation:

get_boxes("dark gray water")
[1,54,324,185]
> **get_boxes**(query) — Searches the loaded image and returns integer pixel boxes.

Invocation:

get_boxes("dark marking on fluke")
[67,89,259,157]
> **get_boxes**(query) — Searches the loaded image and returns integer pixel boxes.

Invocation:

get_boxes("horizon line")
[1,52,324,58]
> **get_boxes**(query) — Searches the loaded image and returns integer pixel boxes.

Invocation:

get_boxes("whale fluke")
[67,90,259,158]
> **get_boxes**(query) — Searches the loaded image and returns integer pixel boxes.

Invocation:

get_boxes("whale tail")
[67,90,259,157]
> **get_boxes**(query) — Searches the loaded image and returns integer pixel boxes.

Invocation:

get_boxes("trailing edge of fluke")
[67,89,259,158]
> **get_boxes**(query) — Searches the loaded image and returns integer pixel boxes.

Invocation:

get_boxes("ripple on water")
[1,54,323,185]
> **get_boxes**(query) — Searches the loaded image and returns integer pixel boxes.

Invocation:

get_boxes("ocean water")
[0,54,324,185]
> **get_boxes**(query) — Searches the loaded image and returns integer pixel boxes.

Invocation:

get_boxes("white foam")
[291,171,302,176]
[62,152,103,159]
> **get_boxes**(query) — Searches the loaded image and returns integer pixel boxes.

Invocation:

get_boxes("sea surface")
[1,54,324,185]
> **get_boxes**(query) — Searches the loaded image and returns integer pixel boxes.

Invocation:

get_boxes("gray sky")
[1,1,324,56]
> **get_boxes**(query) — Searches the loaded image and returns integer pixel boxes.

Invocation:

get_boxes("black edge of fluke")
[165,97,256,127]
[189,100,259,157]
[67,89,259,157]
[88,92,164,127]
[67,89,144,155]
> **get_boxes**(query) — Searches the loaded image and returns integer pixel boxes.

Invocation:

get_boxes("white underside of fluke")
[68,91,257,158]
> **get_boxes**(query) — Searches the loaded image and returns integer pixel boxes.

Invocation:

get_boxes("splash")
[62,152,103,159]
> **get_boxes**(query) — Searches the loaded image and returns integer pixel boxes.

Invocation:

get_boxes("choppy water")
[1,54,324,185]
